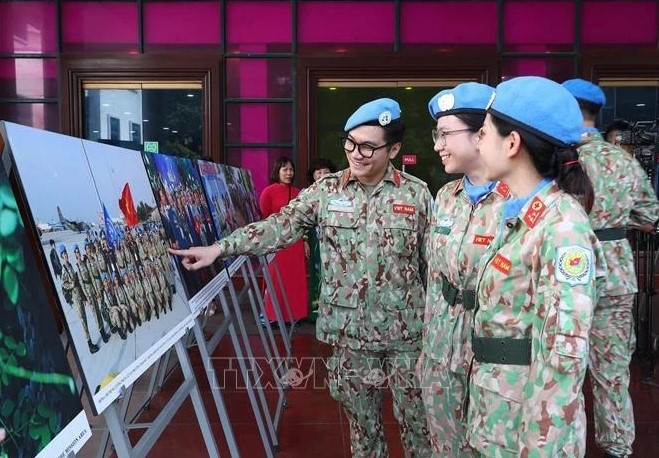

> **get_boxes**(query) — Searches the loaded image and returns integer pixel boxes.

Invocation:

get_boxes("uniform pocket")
[469,364,527,453]
[380,214,418,257]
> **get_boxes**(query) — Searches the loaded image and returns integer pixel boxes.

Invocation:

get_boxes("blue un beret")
[73,244,80,252]
[58,244,67,255]
[561,78,606,106]
[344,98,401,132]
[487,76,583,147]
[428,82,495,120]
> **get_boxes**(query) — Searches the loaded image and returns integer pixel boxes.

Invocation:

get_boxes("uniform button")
[506,222,514,228]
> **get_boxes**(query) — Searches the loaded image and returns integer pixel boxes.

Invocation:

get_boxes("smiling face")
[344,125,399,185]
[433,115,480,175]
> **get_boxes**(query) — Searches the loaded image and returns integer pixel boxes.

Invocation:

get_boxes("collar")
[340,163,401,189]
[580,126,602,139]
[501,178,553,228]
[452,178,510,198]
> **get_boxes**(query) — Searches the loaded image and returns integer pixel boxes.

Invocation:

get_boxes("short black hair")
[307,158,337,182]
[604,119,632,142]
[576,99,602,120]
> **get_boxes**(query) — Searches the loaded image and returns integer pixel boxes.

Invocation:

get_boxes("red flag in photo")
[119,183,139,227]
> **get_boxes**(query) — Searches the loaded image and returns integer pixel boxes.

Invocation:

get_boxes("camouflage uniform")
[216,164,433,457]
[577,132,659,457]
[61,261,96,348]
[468,181,606,457]
[418,179,509,456]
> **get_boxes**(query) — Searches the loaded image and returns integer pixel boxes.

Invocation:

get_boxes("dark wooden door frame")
[59,53,222,161]
[580,47,659,81]
[296,52,499,185]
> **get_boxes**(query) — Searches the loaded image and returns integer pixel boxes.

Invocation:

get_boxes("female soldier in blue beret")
[470,76,607,456]
[417,82,509,456]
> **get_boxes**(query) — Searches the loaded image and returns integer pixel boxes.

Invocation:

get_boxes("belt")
[472,336,531,365]
[594,227,627,241]
[441,274,476,311]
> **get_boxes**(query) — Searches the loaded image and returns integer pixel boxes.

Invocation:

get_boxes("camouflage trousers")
[327,346,432,458]
[588,293,635,457]
[416,352,474,457]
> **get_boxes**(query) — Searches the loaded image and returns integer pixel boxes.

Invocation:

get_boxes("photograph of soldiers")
[4,124,191,414]
[197,160,240,268]
[223,164,253,228]
[142,151,222,297]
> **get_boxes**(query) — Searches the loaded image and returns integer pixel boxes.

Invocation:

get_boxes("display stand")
[633,230,659,388]
[253,254,294,360]
[102,329,218,458]
[186,256,285,457]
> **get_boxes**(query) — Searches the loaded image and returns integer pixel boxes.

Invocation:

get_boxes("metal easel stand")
[643,231,658,388]
[258,254,295,355]
[102,328,219,458]
[632,230,659,388]
[216,256,281,453]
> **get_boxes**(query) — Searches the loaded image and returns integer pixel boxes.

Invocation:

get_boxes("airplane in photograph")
[57,206,91,233]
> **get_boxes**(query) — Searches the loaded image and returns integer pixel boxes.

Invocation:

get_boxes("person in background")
[304,157,337,322]
[472,76,607,456]
[169,98,433,456]
[604,119,635,155]
[49,238,63,282]
[417,82,508,456]
[258,157,309,327]
[563,78,659,458]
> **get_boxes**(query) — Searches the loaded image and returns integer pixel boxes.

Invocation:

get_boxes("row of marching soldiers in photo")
[56,223,176,354]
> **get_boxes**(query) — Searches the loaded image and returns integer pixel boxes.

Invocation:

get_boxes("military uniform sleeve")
[628,158,659,227]
[216,184,318,257]
[418,186,433,288]
[519,223,606,457]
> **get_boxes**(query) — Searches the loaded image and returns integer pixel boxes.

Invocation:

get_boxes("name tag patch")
[435,216,454,235]
[472,235,494,246]
[328,198,355,213]
[492,254,511,274]
[393,204,415,215]
[555,245,593,286]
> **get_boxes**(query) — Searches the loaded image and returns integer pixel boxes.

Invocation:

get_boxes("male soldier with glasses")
[170,98,433,457]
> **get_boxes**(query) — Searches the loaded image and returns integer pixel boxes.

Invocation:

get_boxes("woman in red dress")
[259,157,308,326]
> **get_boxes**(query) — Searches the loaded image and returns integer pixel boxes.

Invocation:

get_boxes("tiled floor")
[78,324,659,457]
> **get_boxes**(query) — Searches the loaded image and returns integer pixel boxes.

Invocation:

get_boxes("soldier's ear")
[387,142,401,160]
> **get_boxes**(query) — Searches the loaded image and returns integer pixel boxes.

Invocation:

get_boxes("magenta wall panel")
[0,58,58,99]
[401,1,497,44]
[0,1,57,54]
[504,1,574,45]
[226,0,291,46]
[582,1,657,44]
[145,2,221,46]
[62,1,138,51]
[0,103,58,132]
[299,1,394,44]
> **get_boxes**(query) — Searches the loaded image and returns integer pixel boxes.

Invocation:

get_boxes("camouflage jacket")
[469,181,607,457]
[218,164,433,351]
[423,178,509,368]
[578,132,659,296]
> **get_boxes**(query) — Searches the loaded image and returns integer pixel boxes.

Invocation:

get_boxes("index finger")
[168,247,190,256]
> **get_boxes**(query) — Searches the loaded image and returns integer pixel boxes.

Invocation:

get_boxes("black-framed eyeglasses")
[341,136,392,158]
[431,128,473,146]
